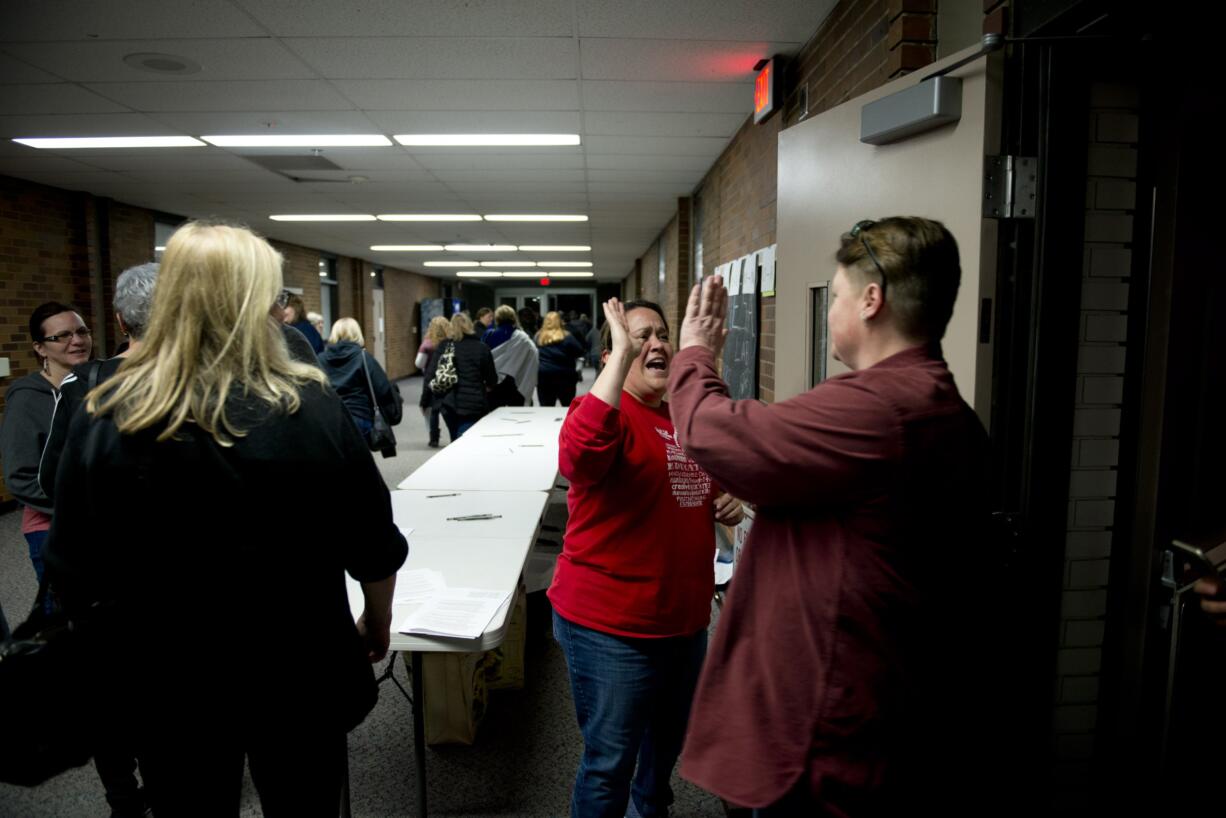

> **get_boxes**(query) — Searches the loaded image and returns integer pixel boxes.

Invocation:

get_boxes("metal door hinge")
[984,155,1038,219]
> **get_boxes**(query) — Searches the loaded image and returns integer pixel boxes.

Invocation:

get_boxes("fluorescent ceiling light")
[377,214,481,222]
[484,214,587,222]
[395,134,580,147]
[457,271,502,278]
[13,136,204,149]
[518,245,591,252]
[537,261,591,267]
[480,261,535,267]
[542,271,595,278]
[370,245,445,252]
[500,272,547,278]
[269,214,376,221]
[154,246,166,252]
[201,135,391,147]
[445,244,517,252]
[424,261,478,267]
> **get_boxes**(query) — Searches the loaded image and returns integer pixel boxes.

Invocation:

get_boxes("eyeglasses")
[850,220,887,300]
[275,290,291,308]
[41,327,92,344]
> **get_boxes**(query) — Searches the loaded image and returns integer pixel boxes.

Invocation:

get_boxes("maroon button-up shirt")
[669,344,988,810]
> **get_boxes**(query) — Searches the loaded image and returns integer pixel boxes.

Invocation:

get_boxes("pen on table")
[447,514,502,521]
[426,493,460,499]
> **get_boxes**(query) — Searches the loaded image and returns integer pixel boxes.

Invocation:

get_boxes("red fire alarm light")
[540,276,551,286]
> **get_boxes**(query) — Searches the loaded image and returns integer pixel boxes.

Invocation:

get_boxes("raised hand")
[603,297,644,361]
[679,275,729,356]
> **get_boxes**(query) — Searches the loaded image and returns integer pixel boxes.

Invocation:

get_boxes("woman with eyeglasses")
[0,301,93,585]
[669,217,990,815]
[42,222,406,815]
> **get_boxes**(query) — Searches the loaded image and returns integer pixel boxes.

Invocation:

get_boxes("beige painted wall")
[775,43,1001,422]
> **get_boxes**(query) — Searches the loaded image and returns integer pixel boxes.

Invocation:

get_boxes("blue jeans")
[553,611,707,818]
[25,529,48,584]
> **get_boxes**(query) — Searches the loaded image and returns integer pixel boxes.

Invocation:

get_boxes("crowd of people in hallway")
[4,214,1223,818]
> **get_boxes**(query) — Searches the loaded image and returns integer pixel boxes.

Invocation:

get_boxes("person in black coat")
[438,312,498,439]
[318,317,403,442]
[536,310,586,406]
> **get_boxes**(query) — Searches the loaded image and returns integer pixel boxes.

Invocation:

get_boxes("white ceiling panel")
[0,84,130,115]
[331,79,579,111]
[273,168,436,183]
[0,155,104,175]
[580,39,794,82]
[576,0,832,42]
[1,1,268,41]
[84,80,354,112]
[286,37,579,80]
[0,53,65,84]
[142,111,382,134]
[363,109,581,133]
[586,168,703,184]
[581,80,753,114]
[0,112,183,138]
[427,169,587,184]
[4,169,138,189]
[584,135,729,156]
[584,153,717,171]
[71,150,257,172]
[316,151,426,171]
[586,182,693,197]
[236,0,574,37]
[412,152,584,170]
[584,111,747,138]
[1,39,314,84]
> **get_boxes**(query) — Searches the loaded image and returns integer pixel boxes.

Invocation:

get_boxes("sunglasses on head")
[850,220,887,300]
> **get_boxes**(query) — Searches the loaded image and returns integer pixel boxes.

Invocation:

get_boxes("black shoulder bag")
[361,350,397,457]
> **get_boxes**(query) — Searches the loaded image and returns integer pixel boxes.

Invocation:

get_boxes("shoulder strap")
[360,351,384,418]
[86,359,103,391]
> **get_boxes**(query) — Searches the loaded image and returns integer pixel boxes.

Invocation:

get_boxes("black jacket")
[428,335,497,418]
[318,342,402,426]
[537,334,585,379]
[45,380,407,735]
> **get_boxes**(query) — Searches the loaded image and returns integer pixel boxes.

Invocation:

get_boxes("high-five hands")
[679,275,729,357]
[712,491,744,526]
[603,297,643,361]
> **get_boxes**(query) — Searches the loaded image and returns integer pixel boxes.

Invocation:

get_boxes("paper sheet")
[742,254,757,295]
[393,568,445,604]
[760,244,777,296]
[727,259,742,296]
[398,587,511,639]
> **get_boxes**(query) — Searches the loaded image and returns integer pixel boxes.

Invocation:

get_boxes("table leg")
[411,651,428,816]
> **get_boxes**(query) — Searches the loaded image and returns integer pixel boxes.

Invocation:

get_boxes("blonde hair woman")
[319,317,403,455]
[44,222,407,816]
[535,310,586,406]
[416,315,453,447]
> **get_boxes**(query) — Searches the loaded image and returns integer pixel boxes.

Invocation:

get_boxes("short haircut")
[285,292,307,322]
[451,312,475,336]
[476,307,493,320]
[328,317,364,346]
[836,216,961,342]
[600,299,668,353]
[494,304,517,326]
[113,263,159,340]
[29,301,80,343]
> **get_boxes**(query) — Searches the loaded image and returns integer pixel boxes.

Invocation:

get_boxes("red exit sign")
[753,56,779,124]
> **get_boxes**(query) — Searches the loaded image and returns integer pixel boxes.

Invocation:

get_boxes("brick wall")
[1051,80,1139,780]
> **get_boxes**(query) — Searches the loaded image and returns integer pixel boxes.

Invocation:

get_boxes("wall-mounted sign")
[753,56,780,124]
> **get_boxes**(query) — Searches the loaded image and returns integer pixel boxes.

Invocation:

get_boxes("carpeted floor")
[0,372,729,816]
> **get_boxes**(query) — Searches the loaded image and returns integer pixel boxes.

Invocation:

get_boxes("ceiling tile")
[70,149,257,172]
[332,79,579,111]
[584,135,729,156]
[0,84,131,115]
[580,38,795,82]
[285,37,578,80]
[0,112,184,138]
[586,168,702,184]
[584,153,716,171]
[428,168,587,184]
[0,154,104,175]
[581,80,753,114]
[1,0,268,41]
[584,111,746,138]
[0,52,64,84]
[576,0,833,41]
[412,152,584,170]
[363,109,580,133]
[142,110,382,134]
[82,80,354,112]
[237,0,574,37]
[1,39,314,84]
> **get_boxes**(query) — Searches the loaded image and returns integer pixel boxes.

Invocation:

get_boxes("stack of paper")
[397,587,512,639]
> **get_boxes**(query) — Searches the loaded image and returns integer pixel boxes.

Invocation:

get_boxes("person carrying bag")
[318,317,403,458]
